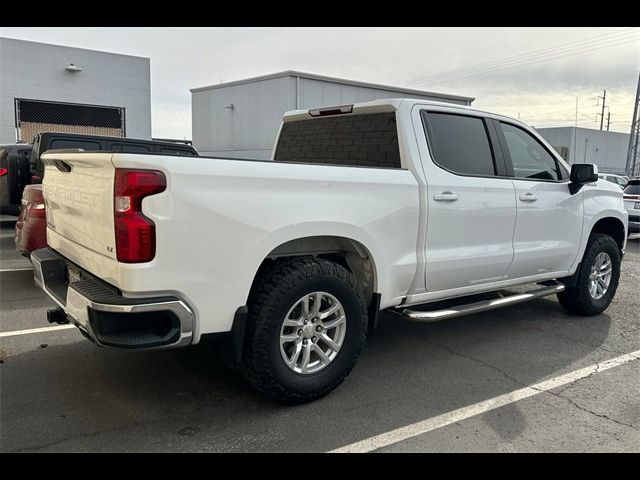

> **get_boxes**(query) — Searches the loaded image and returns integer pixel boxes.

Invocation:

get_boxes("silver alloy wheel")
[279,291,347,375]
[589,252,613,300]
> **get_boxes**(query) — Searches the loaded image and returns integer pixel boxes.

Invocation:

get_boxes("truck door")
[495,121,583,278]
[418,110,517,292]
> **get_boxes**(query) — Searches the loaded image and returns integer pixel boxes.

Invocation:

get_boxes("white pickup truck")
[33,99,628,403]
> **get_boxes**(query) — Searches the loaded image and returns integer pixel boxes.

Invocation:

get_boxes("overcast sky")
[1,27,639,138]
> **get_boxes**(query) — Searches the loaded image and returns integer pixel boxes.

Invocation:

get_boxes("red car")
[15,184,47,256]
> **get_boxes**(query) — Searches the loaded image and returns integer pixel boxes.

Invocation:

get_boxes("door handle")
[433,191,459,202]
[519,193,538,202]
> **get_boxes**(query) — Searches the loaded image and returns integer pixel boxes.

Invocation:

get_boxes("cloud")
[1,27,638,137]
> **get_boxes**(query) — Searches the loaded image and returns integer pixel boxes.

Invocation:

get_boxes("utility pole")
[626,72,640,177]
[606,111,611,131]
[573,96,578,164]
[596,89,607,131]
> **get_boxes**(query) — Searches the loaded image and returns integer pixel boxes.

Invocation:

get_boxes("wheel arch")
[591,216,626,252]
[252,234,380,306]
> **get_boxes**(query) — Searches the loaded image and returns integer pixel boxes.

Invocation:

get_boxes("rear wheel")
[242,257,367,404]
[557,233,621,316]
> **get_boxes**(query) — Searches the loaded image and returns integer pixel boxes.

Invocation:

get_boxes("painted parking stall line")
[0,267,33,273]
[329,349,640,453]
[0,325,76,338]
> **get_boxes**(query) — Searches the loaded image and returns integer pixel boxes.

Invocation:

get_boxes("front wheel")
[557,233,621,316]
[242,257,368,404]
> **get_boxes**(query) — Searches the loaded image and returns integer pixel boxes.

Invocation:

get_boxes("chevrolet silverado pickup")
[32,99,628,403]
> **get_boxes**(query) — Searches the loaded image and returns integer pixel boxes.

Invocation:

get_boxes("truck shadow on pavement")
[1,294,614,452]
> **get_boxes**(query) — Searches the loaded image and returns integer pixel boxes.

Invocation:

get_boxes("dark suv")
[29,132,198,182]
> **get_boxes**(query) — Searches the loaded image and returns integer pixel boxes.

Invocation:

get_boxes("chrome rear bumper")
[32,247,194,349]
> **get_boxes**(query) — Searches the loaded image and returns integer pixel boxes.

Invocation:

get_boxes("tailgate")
[42,152,118,281]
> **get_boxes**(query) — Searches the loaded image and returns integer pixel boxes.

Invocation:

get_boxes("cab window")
[500,123,564,181]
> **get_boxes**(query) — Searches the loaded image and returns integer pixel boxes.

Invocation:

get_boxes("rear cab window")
[274,112,401,168]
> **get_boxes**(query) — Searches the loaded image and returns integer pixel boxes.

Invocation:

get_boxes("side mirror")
[569,163,598,194]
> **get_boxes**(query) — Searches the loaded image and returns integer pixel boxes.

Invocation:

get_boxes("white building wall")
[0,37,151,143]
[192,76,295,159]
[537,126,630,175]
[192,72,473,159]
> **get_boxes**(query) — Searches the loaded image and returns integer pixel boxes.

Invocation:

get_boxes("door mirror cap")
[570,163,599,184]
[569,163,598,194]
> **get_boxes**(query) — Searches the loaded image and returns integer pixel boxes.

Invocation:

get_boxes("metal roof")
[190,70,474,104]
[0,36,149,60]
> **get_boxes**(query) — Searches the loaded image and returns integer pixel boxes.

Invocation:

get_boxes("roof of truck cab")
[282,98,521,125]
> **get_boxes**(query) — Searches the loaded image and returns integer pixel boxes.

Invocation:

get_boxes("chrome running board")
[400,283,565,323]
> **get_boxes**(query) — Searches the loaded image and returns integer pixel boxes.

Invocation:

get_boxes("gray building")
[191,70,474,159]
[537,126,631,175]
[0,37,151,144]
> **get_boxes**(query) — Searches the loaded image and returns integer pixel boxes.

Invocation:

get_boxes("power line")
[417,36,640,86]
[406,28,638,86]
[519,111,595,120]
[407,30,640,87]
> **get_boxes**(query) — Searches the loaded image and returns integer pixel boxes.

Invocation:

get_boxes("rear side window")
[422,112,496,176]
[111,143,152,153]
[274,112,401,168]
[624,182,640,195]
[500,123,563,181]
[159,147,197,156]
[50,139,102,151]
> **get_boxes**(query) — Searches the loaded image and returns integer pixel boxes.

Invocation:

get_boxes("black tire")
[242,257,367,404]
[557,233,621,316]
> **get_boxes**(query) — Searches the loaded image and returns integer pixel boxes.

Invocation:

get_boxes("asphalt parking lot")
[1,219,639,452]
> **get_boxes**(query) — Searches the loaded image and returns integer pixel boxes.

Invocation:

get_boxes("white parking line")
[329,349,640,453]
[0,267,33,272]
[0,325,76,338]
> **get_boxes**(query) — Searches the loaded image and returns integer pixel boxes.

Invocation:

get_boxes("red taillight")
[29,202,46,218]
[114,169,166,263]
[0,168,8,176]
